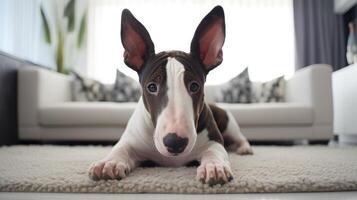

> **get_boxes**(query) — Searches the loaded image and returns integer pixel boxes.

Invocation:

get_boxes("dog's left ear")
[121,9,155,72]
[190,6,225,73]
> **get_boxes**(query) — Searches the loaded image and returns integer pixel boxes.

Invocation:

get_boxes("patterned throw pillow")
[70,69,142,102]
[111,69,141,102]
[252,76,286,103]
[215,68,252,103]
[71,71,112,102]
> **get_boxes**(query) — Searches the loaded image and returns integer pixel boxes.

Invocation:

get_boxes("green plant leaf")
[40,5,51,44]
[77,12,87,49]
[56,31,65,74]
[64,0,75,32]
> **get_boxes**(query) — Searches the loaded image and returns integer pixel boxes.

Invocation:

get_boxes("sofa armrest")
[18,66,71,126]
[285,64,333,126]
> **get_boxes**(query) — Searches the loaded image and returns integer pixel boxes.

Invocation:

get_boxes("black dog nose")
[163,133,188,154]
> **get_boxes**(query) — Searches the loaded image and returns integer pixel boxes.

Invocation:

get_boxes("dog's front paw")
[196,162,233,186]
[88,159,130,181]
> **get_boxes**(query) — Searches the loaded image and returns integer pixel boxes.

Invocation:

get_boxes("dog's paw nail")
[208,179,216,186]
[217,177,226,185]
[89,174,99,181]
[102,175,110,180]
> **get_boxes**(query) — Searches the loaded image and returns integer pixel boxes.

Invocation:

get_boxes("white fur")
[154,57,197,157]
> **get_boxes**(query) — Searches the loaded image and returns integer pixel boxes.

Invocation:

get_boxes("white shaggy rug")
[0,145,357,194]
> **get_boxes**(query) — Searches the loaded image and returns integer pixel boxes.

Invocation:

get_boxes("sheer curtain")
[0,0,55,68]
[87,0,294,84]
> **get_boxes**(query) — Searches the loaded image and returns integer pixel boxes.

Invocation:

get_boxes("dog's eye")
[189,81,200,93]
[147,82,158,94]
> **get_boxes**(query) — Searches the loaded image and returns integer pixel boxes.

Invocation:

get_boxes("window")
[87,0,294,84]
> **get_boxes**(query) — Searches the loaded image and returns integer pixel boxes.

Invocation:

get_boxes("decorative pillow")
[70,71,112,102]
[253,76,286,103]
[111,69,141,102]
[214,68,252,103]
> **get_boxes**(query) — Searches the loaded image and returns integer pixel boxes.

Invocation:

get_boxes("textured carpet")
[0,145,357,194]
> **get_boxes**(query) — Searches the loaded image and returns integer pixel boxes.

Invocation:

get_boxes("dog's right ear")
[121,9,155,72]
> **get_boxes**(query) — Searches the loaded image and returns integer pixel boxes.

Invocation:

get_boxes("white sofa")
[18,64,333,142]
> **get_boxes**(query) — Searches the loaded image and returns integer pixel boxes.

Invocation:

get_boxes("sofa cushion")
[39,102,313,127]
[216,103,313,126]
[39,102,137,126]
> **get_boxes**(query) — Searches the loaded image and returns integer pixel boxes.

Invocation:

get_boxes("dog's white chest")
[149,151,197,167]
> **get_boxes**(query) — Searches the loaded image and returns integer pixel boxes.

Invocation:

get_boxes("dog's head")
[121,6,225,157]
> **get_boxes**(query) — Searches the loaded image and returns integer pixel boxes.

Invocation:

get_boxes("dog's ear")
[121,9,155,72]
[190,6,225,73]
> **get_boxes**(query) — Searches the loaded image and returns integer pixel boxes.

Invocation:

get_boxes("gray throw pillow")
[71,70,141,102]
[70,71,112,102]
[252,76,285,103]
[215,68,252,103]
[112,69,141,102]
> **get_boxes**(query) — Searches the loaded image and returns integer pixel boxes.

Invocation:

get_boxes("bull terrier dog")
[88,6,253,185]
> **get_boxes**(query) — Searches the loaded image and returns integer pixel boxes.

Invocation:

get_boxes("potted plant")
[40,0,87,74]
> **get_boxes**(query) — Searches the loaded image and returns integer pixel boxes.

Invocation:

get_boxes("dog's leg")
[196,142,233,185]
[88,143,139,180]
[209,104,253,155]
[88,98,153,180]
[223,111,253,155]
